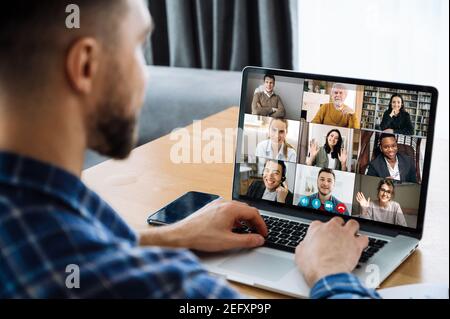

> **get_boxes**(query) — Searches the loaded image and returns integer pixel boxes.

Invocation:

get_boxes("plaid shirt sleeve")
[0,202,244,299]
[310,273,381,299]
[69,245,245,299]
[0,151,247,299]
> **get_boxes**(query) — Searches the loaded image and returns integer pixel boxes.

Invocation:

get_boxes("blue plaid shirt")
[0,151,379,299]
[310,273,381,299]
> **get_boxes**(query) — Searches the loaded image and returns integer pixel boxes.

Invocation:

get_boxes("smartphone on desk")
[147,191,220,226]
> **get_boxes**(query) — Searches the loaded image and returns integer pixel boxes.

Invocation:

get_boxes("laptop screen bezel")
[232,66,438,240]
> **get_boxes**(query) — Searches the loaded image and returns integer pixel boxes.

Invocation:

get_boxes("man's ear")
[65,38,100,94]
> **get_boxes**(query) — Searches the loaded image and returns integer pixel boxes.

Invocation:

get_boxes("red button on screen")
[336,203,346,214]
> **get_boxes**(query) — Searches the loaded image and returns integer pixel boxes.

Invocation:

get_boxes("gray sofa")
[84,66,242,169]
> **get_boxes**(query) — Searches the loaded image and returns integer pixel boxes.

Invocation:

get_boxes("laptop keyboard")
[232,214,388,267]
[358,237,388,267]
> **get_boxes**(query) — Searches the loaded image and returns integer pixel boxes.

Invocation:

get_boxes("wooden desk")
[82,107,449,298]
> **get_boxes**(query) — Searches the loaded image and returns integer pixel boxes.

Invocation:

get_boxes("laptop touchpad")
[218,250,295,282]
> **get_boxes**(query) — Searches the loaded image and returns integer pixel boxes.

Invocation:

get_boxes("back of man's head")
[0,1,152,160]
[0,1,126,94]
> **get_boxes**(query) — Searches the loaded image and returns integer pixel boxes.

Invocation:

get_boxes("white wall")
[297,0,449,141]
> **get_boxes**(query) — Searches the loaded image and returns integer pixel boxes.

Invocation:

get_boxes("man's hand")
[140,200,267,252]
[295,217,368,287]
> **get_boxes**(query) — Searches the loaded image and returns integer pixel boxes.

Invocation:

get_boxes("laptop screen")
[234,67,437,233]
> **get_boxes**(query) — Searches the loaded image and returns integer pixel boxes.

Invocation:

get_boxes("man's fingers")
[307,220,321,230]
[329,216,345,227]
[304,220,322,238]
[356,234,369,251]
[199,198,225,211]
[231,200,250,207]
[295,242,304,255]
[228,233,265,249]
[308,220,322,231]
[344,219,360,234]
[230,203,267,237]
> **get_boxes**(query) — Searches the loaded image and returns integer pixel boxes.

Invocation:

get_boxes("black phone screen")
[147,191,220,226]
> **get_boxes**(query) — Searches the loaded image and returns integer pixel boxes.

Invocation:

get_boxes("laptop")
[199,66,438,298]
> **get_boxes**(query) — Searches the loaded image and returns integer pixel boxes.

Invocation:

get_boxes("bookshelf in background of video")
[361,86,432,137]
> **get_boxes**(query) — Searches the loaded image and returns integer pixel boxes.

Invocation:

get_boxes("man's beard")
[87,55,144,159]
[88,81,138,159]
[333,100,343,108]
[93,109,137,159]
[318,189,330,197]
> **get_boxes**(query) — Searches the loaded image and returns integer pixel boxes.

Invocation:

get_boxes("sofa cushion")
[84,66,242,169]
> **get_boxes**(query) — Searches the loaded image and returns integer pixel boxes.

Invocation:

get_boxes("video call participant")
[298,168,349,215]
[246,159,293,204]
[380,94,414,135]
[306,128,348,171]
[251,74,286,118]
[255,118,297,162]
[356,179,407,226]
[311,83,360,129]
[366,133,417,183]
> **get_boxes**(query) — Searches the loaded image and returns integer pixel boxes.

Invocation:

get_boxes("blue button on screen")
[300,196,309,207]
[311,199,321,209]
[324,201,334,212]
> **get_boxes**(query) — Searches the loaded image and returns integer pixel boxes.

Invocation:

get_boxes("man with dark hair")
[299,168,350,215]
[264,74,276,82]
[246,159,293,204]
[0,1,377,299]
[366,133,417,183]
[251,74,286,118]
